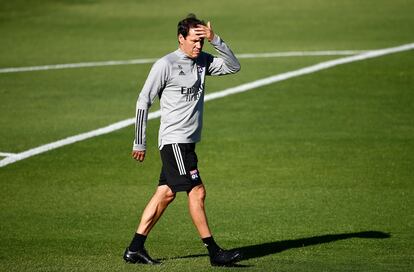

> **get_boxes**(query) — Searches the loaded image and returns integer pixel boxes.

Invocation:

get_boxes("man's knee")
[157,185,176,204]
[165,191,176,203]
[189,185,206,202]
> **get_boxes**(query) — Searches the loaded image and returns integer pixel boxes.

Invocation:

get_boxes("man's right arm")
[194,21,241,76]
[132,58,169,162]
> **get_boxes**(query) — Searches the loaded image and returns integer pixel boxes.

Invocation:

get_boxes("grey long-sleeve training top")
[133,35,241,151]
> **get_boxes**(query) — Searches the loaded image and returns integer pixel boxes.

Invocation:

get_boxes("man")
[123,14,241,266]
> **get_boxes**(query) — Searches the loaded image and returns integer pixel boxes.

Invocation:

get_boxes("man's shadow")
[170,231,390,265]
[232,230,390,261]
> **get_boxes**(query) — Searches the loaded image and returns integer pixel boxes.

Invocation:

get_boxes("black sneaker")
[210,249,242,266]
[123,247,161,265]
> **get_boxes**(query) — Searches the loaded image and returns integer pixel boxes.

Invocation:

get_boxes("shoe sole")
[124,256,161,265]
[210,252,242,266]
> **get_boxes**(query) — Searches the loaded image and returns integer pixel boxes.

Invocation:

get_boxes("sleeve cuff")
[210,34,221,45]
[133,143,146,151]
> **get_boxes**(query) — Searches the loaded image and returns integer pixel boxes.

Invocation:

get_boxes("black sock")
[202,236,221,256]
[128,233,147,252]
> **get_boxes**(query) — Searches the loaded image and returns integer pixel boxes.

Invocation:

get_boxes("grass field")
[1,0,413,271]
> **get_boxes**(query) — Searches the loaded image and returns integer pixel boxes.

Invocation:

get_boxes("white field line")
[0,42,413,168]
[236,50,367,59]
[0,152,16,157]
[0,50,366,74]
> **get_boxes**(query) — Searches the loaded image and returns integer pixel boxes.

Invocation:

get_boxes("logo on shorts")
[190,169,199,181]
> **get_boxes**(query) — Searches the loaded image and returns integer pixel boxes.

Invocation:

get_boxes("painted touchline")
[0,152,16,157]
[0,50,367,74]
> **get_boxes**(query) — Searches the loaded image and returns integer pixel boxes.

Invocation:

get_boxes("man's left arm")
[194,22,241,75]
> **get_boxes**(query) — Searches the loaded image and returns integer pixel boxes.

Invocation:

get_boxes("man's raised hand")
[194,21,215,42]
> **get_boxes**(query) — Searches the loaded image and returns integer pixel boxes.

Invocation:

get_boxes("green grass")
[1,0,414,271]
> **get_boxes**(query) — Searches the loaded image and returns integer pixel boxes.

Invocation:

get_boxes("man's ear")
[178,34,185,45]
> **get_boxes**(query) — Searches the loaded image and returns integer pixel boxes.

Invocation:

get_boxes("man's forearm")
[210,35,241,73]
[133,107,148,151]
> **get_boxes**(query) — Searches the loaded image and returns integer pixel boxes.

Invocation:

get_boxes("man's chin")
[192,52,201,58]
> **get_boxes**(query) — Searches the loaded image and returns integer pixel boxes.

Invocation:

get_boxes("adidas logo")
[179,70,185,76]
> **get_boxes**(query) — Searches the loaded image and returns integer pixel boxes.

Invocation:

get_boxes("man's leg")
[187,184,211,238]
[124,185,175,264]
[187,184,242,266]
[137,185,176,235]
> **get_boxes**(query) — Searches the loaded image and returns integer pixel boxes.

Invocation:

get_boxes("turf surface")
[1,0,413,271]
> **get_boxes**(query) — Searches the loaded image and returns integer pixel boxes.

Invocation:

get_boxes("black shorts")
[159,143,202,193]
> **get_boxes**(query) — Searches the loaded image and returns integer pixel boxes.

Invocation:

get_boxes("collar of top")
[175,48,197,61]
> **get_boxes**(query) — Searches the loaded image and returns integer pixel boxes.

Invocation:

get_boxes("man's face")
[179,28,204,59]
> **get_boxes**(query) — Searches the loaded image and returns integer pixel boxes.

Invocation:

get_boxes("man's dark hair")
[177,13,205,38]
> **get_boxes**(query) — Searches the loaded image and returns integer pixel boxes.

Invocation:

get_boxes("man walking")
[124,14,241,266]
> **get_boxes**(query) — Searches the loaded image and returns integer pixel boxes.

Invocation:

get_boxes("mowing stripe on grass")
[0,42,413,168]
[0,50,366,74]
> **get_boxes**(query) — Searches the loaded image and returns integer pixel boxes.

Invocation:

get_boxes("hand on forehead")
[188,27,200,36]
[190,25,204,32]
[191,22,214,42]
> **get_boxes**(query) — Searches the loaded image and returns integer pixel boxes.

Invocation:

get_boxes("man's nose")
[195,42,202,48]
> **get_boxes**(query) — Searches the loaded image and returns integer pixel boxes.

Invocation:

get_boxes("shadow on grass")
[232,230,390,261]
[169,231,390,265]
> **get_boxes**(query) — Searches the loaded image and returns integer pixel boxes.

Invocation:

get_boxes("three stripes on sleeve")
[134,108,148,149]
